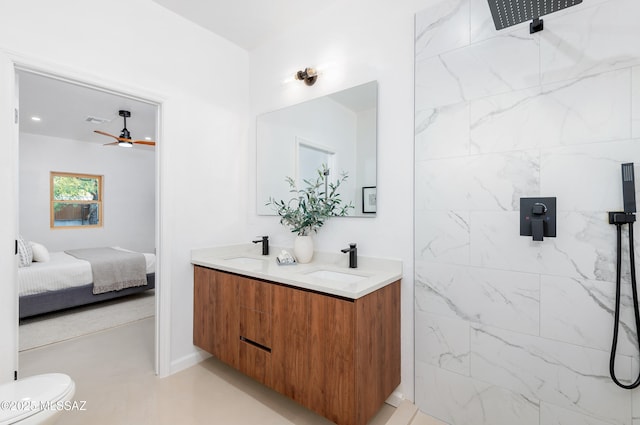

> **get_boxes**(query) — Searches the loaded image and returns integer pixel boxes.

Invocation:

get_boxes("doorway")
[15,67,162,375]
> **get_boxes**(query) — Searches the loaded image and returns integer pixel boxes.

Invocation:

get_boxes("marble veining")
[415,0,469,61]
[415,262,539,335]
[416,361,540,425]
[415,102,470,160]
[415,210,470,264]
[541,401,623,425]
[540,141,640,212]
[415,311,470,375]
[470,69,630,154]
[442,33,539,102]
[416,150,539,211]
[468,211,629,281]
[540,276,638,356]
[540,0,640,85]
[470,325,632,424]
[415,0,640,423]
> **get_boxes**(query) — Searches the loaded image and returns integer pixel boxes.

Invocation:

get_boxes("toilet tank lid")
[0,373,74,423]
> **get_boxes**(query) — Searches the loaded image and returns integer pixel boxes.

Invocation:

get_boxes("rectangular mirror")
[256,81,377,217]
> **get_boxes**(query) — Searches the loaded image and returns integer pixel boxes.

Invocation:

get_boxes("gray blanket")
[65,248,147,295]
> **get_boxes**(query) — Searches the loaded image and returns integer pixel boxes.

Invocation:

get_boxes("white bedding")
[18,248,156,297]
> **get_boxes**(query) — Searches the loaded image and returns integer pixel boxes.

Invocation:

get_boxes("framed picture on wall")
[362,186,377,214]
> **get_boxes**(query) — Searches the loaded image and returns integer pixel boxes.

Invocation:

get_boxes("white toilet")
[0,374,75,425]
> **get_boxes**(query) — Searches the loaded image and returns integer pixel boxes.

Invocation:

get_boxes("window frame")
[50,171,104,229]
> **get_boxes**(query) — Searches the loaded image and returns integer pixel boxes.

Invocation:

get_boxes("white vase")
[294,235,314,264]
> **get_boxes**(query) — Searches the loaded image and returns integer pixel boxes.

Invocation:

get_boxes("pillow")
[30,241,50,262]
[17,235,33,268]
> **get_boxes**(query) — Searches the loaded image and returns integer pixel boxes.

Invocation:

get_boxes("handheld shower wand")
[623,163,637,214]
[609,163,639,389]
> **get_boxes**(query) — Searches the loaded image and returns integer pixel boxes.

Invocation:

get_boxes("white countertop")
[191,244,402,299]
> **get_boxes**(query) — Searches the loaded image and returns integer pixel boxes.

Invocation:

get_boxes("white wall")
[414,0,640,424]
[19,133,155,253]
[0,0,250,375]
[248,0,434,402]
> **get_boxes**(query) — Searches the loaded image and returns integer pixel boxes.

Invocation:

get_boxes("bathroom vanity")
[191,244,402,425]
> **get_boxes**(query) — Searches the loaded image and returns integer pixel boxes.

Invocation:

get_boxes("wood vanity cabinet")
[238,276,272,386]
[193,266,240,369]
[193,265,401,425]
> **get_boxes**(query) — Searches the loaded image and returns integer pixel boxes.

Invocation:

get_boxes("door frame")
[6,51,171,377]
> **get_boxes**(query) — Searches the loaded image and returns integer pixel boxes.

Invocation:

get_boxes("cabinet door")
[193,266,213,353]
[308,293,356,425]
[271,285,310,404]
[194,268,240,369]
[238,276,272,348]
[211,271,240,368]
[354,280,401,425]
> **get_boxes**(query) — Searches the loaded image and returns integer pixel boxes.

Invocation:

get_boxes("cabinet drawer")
[239,306,271,348]
[238,276,272,313]
[239,339,272,387]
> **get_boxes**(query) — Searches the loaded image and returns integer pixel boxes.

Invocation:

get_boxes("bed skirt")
[19,273,155,319]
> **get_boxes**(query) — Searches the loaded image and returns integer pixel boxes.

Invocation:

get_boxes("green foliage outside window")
[51,172,103,228]
[53,176,99,201]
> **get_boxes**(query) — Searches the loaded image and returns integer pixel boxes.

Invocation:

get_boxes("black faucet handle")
[341,243,357,268]
[252,236,269,255]
[341,243,357,253]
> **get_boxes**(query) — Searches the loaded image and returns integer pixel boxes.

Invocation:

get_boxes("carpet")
[19,290,155,351]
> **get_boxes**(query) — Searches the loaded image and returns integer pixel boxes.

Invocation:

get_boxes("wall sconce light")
[295,67,318,86]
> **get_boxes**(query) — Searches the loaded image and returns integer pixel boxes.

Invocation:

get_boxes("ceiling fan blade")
[95,114,154,147]
[94,130,120,140]
[103,141,119,146]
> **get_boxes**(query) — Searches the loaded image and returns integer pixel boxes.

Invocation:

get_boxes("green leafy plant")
[267,164,354,236]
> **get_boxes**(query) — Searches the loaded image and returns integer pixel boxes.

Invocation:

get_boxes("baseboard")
[170,349,211,375]
[385,390,405,407]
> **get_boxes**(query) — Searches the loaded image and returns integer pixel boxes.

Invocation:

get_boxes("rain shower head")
[486,0,582,33]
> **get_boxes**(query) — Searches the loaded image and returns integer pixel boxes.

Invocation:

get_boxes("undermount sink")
[305,269,367,284]
[224,256,266,267]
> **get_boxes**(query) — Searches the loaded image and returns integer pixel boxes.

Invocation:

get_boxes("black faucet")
[252,236,269,255]
[341,243,357,268]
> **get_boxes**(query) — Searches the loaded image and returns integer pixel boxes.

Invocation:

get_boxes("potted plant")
[267,164,353,263]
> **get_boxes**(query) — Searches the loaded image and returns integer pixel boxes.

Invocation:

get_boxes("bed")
[18,244,156,319]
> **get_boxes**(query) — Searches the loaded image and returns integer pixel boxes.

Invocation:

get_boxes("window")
[50,172,103,228]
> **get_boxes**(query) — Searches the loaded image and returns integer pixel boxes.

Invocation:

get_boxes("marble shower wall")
[414,0,640,424]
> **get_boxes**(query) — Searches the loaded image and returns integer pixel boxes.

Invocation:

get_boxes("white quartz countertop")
[191,244,402,299]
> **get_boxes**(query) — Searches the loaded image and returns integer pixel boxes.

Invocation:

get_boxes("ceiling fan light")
[118,141,133,148]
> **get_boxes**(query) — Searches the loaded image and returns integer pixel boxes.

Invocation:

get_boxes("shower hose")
[610,221,640,389]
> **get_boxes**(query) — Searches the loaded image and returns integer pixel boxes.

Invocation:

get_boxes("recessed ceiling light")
[144,137,152,141]
[31,116,41,122]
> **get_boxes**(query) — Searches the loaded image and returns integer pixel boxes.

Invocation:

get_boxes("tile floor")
[19,317,395,425]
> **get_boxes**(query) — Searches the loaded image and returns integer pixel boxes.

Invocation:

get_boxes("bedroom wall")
[0,0,250,377]
[19,132,156,253]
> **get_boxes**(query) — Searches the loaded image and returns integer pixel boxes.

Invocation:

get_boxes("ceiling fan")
[94,110,155,148]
